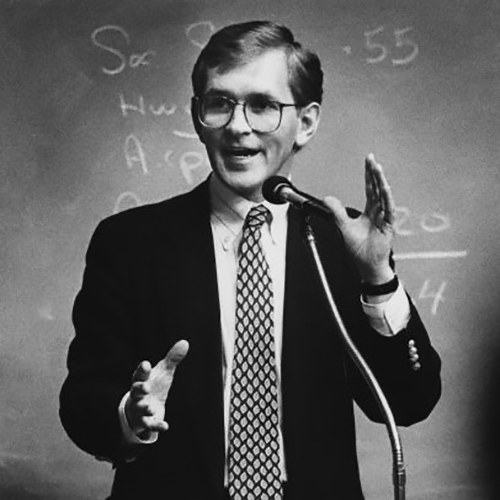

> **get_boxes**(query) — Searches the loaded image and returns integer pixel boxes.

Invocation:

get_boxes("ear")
[190,97,205,144]
[294,102,321,150]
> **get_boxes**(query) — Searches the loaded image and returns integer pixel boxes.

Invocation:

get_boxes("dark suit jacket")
[60,179,441,499]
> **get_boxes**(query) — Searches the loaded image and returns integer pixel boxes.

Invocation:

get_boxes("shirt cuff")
[119,391,159,445]
[361,282,410,337]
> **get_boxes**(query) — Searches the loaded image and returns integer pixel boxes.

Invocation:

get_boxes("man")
[60,21,441,499]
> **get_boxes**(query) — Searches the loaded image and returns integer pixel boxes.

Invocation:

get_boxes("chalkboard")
[1,1,499,499]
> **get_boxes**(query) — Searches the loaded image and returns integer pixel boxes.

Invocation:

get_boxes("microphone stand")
[300,212,406,500]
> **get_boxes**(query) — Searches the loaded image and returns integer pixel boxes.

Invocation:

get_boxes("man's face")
[197,49,317,201]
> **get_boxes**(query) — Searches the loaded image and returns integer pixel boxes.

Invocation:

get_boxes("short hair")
[191,20,323,106]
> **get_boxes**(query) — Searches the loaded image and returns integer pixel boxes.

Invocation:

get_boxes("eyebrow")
[203,89,278,101]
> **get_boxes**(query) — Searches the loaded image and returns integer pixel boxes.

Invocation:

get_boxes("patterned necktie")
[228,204,283,500]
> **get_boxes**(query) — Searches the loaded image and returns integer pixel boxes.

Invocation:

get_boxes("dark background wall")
[0,0,499,498]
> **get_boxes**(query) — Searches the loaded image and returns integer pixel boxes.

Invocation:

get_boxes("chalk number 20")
[364,26,418,65]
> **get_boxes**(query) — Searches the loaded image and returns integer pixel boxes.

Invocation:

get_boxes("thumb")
[148,340,189,404]
[162,339,190,374]
[323,196,349,228]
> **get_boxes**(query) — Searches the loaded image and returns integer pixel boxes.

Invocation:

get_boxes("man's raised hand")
[323,154,396,284]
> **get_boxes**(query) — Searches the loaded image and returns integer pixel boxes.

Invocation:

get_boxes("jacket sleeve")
[59,217,145,464]
[345,296,442,426]
[316,211,442,427]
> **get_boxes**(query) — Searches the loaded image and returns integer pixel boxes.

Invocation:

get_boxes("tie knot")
[244,204,271,230]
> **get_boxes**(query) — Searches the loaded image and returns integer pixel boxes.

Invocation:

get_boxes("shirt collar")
[209,174,289,247]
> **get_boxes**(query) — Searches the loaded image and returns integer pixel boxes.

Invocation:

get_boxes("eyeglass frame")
[192,95,299,134]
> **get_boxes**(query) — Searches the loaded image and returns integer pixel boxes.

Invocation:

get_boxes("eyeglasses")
[194,95,298,133]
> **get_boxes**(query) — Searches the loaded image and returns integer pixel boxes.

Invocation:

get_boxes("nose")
[226,102,252,134]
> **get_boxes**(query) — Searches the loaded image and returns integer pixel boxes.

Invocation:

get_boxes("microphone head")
[262,176,291,205]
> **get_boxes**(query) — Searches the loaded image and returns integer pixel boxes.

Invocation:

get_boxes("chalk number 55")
[364,26,418,65]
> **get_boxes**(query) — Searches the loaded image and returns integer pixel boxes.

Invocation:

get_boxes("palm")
[147,358,178,405]
[342,211,393,267]
[325,155,395,281]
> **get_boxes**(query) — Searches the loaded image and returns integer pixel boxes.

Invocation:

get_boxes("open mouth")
[225,147,260,159]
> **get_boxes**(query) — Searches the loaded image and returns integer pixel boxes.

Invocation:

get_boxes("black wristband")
[361,275,399,296]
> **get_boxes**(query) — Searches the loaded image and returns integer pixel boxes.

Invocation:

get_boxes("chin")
[222,172,265,200]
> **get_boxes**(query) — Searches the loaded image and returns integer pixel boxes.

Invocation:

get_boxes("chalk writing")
[163,150,174,166]
[119,94,177,117]
[173,130,198,139]
[421,212,451,233]
[114,191,142,214]
[394,251,468,260]
[124,134,148,175]
[394,206,413,236]
[363,26,418,65]
[118,93,196,138]
[392,205,465,315]
[392,27,419,65]
[186,21,215,49]
[92,25,155,75]
[364,27,387,64]
[394,251,465,314]
[121,129,208,184]
[394,206,450,236]
[419,279,447,315]
[180,151,210,185]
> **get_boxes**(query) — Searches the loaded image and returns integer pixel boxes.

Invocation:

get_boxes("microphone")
[262,176,332,220]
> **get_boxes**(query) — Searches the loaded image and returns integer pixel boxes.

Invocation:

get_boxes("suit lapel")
[281,208,318,472]
[280,208,342,478]
[153,180,226,494]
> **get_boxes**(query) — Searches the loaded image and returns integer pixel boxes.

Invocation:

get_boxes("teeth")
[231,150,255,156]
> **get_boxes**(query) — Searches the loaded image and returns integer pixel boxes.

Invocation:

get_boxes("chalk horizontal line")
[394,251,468,260]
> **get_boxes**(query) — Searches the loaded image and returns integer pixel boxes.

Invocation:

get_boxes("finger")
[146,419,170,433]
[135,400,155,417]
[132,360,152,383]
[124,394,155,434]
[130,381,149,399]
[379,168,395,223]
[156,339,190,375]
[365,154,387,219]
[365,153,380,207]
[323,196,349,228]
[369,156,396,224]
[131,416,169,437]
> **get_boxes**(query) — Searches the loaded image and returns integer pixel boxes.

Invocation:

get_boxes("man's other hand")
[125,340,189,438]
